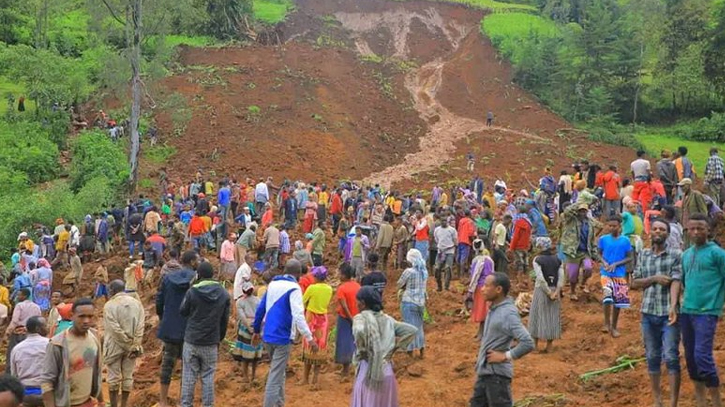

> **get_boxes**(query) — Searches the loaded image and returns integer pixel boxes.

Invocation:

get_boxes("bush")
[0,120,59,185]
[680,112,725,142]
[70,130,129,192]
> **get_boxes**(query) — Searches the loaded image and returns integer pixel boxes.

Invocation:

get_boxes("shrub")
[69,130,129,192]
[0,120,59,185]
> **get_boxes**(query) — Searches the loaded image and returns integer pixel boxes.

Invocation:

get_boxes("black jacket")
[155,267,196,343]
[179,279,230,346]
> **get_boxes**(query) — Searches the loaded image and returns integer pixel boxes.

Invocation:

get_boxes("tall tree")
[704,1,725,93]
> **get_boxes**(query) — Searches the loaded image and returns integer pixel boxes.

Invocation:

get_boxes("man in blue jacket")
[155,250,198,407]
[253,259,316,407]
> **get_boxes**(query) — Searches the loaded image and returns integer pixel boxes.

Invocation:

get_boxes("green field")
[254,0,294,24]
[406,0,536,11]
[635,132,725,173]
[0,77,36,114]
[481,12,559,64]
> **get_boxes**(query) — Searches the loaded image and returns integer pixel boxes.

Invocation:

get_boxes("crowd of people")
[0,144,724,407]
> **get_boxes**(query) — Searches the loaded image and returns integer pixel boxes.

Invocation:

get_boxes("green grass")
[144,144,177,164]
[254,0,294,24]
[635,131,725,173]
[163,35,216,48]
[0,77,37,114]
[395,0,536,12]
[482,12,559,64]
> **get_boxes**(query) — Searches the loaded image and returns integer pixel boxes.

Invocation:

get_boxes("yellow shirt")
[19,239,35,252]
[0,286,10,310]
[440,192,448,207]
[318,191,329,207]
[302,283,333,314]
[633,216,644,236]
[56,231,70,251]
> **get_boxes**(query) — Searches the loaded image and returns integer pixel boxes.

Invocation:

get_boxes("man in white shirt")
[631,149,652,206]
[10,316,48,407]
[233,253,253,302]
[255,179,270,216]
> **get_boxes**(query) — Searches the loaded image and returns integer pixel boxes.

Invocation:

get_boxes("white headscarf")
[406,248,428,280]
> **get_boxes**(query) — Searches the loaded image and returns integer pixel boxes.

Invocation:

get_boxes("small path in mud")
[334,8,544,187]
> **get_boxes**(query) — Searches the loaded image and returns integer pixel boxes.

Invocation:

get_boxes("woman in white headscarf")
[396,248,428,358]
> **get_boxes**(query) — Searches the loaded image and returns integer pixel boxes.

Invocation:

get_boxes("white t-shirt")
[494,223,507,247]
[630,159,651,179]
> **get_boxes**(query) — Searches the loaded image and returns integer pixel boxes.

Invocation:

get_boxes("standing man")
[413,211,430,263]
[704,147,724,207]
[486,110,494,127]
[560,203,599,301]
[179,262,230,407]
[598,215,633,338]
[253,259,316,407]
[40,298,103,407]
[330,189,343,234]
[457,210,477,279]
[64,248,83,296]
[263,223,281,270]
[657,150,677,204]
[602,165,622,217]
[631,149,652,206]
[678,178,708,246]
[672,213,725,407]
[9,316,48,407]
[284,190,298,231]
[632,219,682,407]
[311,221,326,267]
[375,214,395,271]
[508,207,532,276]
[347,226,369,280]
[236,222,256,266]
[5,288,41,373]
[155,251,198,407]
[491,214,510,273]
[469,272,533,407]
[434,218,457,291]
[255,178,270,218]
[103,280,145,407]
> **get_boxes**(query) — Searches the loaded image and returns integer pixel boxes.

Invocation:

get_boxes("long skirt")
[232,323,263,362]
[302,312,328,364]
[335,315,356,365]
[351,360,399,407]
[527,286,562,340]
[401,302,425,351]
[471,288,489,324]
[33,280,51,311]
[317,206,327,222]
[601,276,631,309]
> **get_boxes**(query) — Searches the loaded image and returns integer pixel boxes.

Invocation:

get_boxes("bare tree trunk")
[128,0,143,188]
[632,41,644,124]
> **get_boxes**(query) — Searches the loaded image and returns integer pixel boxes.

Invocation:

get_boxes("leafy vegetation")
[69,130,129,192]
[254,0,294,24]
[396,0,536,12]
[144,144,178,164]
[482,13,558,65]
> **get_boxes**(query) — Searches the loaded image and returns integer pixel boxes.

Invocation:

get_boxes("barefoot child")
[599,215,633,338]
[301,266,333,389]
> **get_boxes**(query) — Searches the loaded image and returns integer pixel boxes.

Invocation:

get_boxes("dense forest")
[483,0,725,141]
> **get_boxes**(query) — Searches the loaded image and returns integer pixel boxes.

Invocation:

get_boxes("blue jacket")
[155,267,196,343]
[528,208,548,237]
[253,275,312,345]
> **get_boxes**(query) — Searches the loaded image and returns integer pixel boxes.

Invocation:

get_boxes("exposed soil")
[37,1,723,407]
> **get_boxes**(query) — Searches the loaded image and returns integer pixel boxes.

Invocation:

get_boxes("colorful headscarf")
[535,237,553,251]
[37,258,51,269]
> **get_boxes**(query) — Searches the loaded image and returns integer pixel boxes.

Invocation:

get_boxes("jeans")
[603,199,621,217]
[264,248,280,270]
[191,236,204,251]
[414,240,429,262]
[435,253,454,290]
[469,374,512,407]
[263,343,292,407]
[128,240,139,257]
[312,253,322,267]
[180,343,218,407]
[681,313,720,387]
[641,313,681,374]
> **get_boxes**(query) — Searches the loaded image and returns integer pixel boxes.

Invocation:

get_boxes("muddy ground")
[36,0,725,406]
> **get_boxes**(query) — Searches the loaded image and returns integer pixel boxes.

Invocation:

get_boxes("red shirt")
[509,218,532,250]
[457,217,476,246]
[299,274,315,294]
[414,219,429,241]
[336,280,361,318]
[330,194,343,215]
[146,234,166,244]
[188,217,206,236]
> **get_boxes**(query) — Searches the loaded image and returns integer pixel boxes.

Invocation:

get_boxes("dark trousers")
[160,341,184,385]
[681,313,720,388]
[379,246,391,271]
[312,253,323,267]
[470,374,512,407]
[493,247,508,274]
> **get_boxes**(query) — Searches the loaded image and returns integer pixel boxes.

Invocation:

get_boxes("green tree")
[69,130,129,191]
[704,1,725,92]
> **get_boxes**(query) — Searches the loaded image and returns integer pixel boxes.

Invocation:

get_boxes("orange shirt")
[602,170,621,200]
[188,217,206,236]
[392,200,402,215]
[336,280,361,318]
[457,217,476,246]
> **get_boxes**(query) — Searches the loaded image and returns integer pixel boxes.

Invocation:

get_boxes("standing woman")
[351,286,417,407]
[466,239,494,340]
[396,248,428,358]
[303,197,319,234]
[31,258,53,311]
[301,266,333,389]
[335,263,361,379]
[232,282,263,383]
[528,237,564,353]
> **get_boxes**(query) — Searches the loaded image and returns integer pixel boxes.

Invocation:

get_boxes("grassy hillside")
[481,12,558,64]
[636,132,724,172]
[254,0,295,24]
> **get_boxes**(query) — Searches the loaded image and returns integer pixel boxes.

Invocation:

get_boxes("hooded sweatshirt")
[155,267,196,343]
[179,280,230,346]
[475,297,534,379]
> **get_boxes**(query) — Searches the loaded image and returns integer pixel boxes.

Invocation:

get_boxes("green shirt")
[681,241,725,316]
[312,228,326,255]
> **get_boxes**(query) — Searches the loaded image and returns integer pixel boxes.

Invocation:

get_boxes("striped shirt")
[633,247,682,316]
[280,231,291,254]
